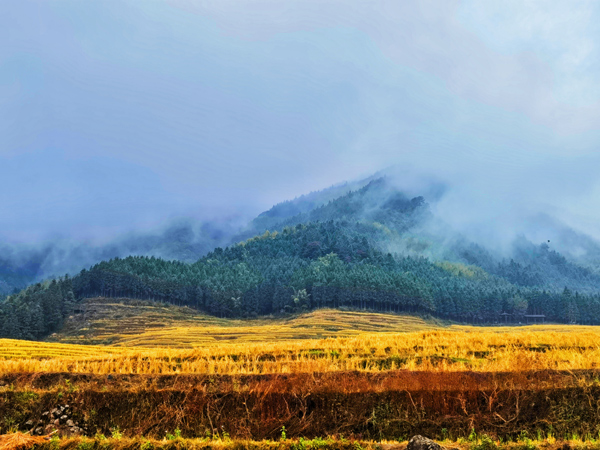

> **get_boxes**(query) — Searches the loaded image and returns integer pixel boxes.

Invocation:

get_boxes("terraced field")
[49,297,443,347]
[0,339,126,359]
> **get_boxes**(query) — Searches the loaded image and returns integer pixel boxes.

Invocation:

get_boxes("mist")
[2,0,600,277]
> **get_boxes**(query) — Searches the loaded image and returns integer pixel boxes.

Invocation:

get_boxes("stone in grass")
[407,436,446,450]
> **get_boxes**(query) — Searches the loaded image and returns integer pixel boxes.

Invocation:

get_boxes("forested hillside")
[237,175,378,240]
[3,177,600,339]
[242,178,429,237]
[0,177,377,294]
[0,219,237,295]
[3,219,600,339]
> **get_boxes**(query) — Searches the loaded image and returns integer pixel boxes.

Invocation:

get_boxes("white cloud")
[169,0,600,134]
[457,0,600,106]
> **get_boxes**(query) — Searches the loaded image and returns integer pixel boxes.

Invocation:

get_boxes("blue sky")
[2,0,600,242]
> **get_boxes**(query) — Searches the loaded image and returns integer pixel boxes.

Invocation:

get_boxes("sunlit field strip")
[0,339,127,359]
[3,327,600,375]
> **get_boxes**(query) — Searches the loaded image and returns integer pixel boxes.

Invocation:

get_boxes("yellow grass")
[3,325,600,375]
[50,298,440,347]
[0,432,51,450]
[2,299,599,376]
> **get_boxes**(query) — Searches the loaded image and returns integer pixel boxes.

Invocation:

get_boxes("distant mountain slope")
[4,218,600,340]
[5,172,600,340]
[0,255,39,295]
[245,177,600,294]
[235,174,379,241]
[0,176,378,294]
[0,219,238,295]
[268,178,430,230]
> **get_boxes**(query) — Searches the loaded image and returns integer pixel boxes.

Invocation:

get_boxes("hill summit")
[3,176,600,339]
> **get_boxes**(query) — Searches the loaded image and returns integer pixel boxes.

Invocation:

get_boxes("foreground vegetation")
[7,433,600,450]
[6,433,600,450]
[3,306,600,443]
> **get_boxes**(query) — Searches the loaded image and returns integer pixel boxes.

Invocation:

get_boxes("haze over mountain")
[2,167,600,297]
[6,174,600,339]
[3,2,600,334]
[2,1,600,244]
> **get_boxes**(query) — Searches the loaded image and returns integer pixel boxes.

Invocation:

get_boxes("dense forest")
[0,177,379,296]
[3,178,600,339]
[2,218,600,339]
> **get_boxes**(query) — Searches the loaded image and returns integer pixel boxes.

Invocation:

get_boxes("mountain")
[0,219,239,296]
[233,173,380,241]
[4,174,600,340]
[0,175,381,295]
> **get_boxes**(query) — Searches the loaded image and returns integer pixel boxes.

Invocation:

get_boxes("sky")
[2,0,600,243]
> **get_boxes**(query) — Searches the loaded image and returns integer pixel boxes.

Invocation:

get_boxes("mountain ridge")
[3,173,600,340]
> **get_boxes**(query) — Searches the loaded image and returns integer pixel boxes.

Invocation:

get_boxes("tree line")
[2,221,600,339]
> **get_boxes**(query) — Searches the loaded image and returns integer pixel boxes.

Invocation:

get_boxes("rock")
[51,408,60,418]
[38,420,44,425]
[42,411,50,417]
[54,419,60,426]
[60,406,65,412]
[60,415,68,422]
[407,436,445,450]
[25,420,34,426]
[66,419,74,427]
[34,427,44,435]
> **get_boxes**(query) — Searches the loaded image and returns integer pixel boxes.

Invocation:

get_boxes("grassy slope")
[47,297,595,349]
[2,298,600,376]
[46,297,444,347]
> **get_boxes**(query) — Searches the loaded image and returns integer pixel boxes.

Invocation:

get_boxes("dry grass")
[50,298,440,346]
[4,300,600,442]
[0,339,127,359]
[2,298,599,375]
[0,432,52,450]
[3,325,600,375]
[25,436,595,450]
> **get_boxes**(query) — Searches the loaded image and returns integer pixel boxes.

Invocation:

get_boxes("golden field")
[1,299,600,375]
[49,298,441,346]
